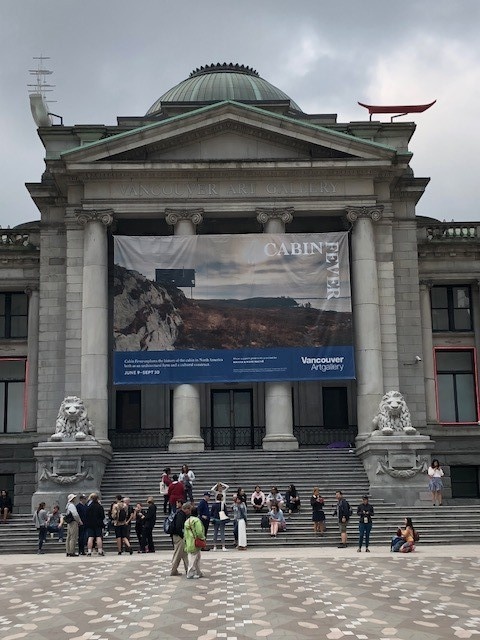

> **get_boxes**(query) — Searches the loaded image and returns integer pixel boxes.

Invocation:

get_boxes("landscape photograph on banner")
[113,233,355,384]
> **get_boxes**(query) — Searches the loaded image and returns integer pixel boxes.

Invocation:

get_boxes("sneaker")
[170,570,181,576]
[212,547,217,552]
[118,552,122,555]
[98,550,105,556]
[87,550,92,556]
[357,548,361,552]
[337,544,347,548]
[129,548,133,555]
[222,546,228,551]
[365,548,370,553]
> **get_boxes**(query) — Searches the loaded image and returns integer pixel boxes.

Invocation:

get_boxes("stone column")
[419,281,437,423]
[25,286,39,431]
[166,209,205,452]
[75,210,113,443]
[346,206,384,441]
[256,208,298,450]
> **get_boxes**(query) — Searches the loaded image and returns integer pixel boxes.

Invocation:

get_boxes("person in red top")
[168,475,186,512]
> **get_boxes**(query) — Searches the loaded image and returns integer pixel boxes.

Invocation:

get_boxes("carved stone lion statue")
[50,396,95,441]
[372,390,417,436]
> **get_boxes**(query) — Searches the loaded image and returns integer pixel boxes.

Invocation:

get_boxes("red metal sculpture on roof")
[358,100,436,121]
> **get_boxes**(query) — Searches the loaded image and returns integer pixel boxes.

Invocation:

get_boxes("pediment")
[62,101,397,167]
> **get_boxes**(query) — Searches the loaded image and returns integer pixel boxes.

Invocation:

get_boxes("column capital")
[75,209,114,227]
[165,208,204,227]
[346,206,384,224]
[256,207,294,226]
[419,279,434,289]
[24,285,39,297]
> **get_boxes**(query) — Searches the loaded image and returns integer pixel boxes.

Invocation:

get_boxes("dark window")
[116,390,141,432]
[0,359,25,433]
[322,387,349,427]
[450,466,480,498]
[0,293,28,339]
[435,349,478,423]
[431,285,472,331]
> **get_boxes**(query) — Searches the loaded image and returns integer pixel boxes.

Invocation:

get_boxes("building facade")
[1,63,479,510]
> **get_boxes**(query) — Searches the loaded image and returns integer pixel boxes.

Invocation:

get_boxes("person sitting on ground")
[0,490,13,523]
[311,487,326,535]
[285,484,301,514]
[251,486,266,512]
[267,503,286,538]
[266,487,284,510]
[391,517,416,553]
[85,492,105,556]
[46,504,64,542]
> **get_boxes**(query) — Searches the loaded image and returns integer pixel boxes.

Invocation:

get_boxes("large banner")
[113,233,354,384]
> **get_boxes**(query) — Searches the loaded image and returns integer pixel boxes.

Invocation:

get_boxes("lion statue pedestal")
[356,390,435,506]
[32,396,112,511]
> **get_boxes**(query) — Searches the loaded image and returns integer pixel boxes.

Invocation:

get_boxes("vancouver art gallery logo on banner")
[113,233,355,384]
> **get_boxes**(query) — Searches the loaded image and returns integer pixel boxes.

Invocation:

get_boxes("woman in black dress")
[311,487,326,535]
[285,484,301,513]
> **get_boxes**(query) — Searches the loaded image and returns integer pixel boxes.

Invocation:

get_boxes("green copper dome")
[146,63,302,114]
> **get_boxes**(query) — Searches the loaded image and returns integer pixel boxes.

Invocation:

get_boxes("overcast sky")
[2,0,480,228]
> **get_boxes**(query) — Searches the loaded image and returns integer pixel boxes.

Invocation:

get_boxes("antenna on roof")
[28,56,55,100]
[28,56,62,126]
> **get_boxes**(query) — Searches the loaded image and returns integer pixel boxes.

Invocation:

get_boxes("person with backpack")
[169,501,191,576]
[65,493,83,557]
[334,490,351,548]
[111,496,132,555]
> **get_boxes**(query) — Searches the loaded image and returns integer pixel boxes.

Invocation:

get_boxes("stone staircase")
[2,449,480,554]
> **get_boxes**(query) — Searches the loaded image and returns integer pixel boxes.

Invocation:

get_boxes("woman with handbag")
[210,493,230,551]
[160,468,172,515]
[184,506,206,579]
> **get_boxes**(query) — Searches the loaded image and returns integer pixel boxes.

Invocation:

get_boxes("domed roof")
[146,63,302,115]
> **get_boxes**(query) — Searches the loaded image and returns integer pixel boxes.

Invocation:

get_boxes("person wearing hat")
[196,492,211,541]
[356,496,374,552]
[65,494,83,557]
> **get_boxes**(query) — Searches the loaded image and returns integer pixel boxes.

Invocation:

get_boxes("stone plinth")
[262,433,299,451]
[356,434,435,506]
[32,440,112,511]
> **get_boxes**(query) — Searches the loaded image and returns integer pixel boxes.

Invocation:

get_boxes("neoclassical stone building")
[1,63,479,509]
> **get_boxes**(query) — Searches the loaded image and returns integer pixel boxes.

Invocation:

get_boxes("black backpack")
[163,511,176,534]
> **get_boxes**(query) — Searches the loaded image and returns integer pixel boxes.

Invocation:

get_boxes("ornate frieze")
[346,205,384,224]
[256,208,294,226]
[165,208,204,226]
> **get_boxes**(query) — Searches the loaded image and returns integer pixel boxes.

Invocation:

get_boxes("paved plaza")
[0,545,479,640]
